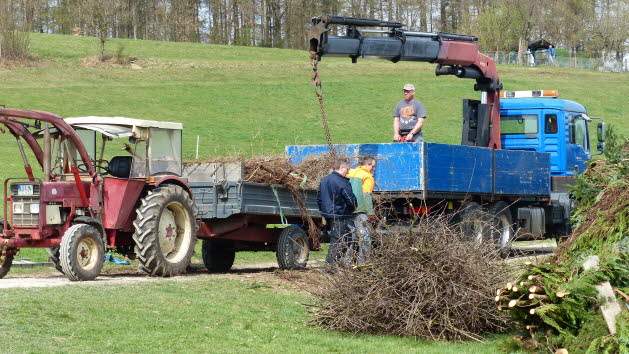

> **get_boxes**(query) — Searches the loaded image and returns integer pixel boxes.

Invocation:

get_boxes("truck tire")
[486,201,515,257]
[201,239,235,273]
[276,226,309,270]
[60,224,105,281]
[451,202,487,241]
[133,185,197,277]
[46,247,64,273]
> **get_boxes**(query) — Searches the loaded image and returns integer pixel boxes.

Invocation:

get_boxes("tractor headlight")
[29,203,40,214]
[13,202,24,214]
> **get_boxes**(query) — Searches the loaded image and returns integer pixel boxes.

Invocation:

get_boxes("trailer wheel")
[133,185,197,277]
[487,201,515,257]
[276,226,309,270]
[201,239,235,273]
[60,224,105,281]
[452,202,488,242]
[46,247,64,273]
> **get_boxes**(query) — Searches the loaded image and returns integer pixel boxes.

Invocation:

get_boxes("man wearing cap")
[393,84,426,142]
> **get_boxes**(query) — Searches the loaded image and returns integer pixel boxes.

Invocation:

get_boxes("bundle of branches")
[191,153,337,189]
[310,216,510,342]
[500,127,629,352]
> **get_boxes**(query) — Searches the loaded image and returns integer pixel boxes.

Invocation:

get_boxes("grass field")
[0,33,626,352]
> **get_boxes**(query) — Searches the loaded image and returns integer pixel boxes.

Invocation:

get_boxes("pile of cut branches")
[500,127,628,353]
[310,216,510,342]
[190,152,337,189]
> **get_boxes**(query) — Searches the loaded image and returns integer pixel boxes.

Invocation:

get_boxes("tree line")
[1,0,627,62]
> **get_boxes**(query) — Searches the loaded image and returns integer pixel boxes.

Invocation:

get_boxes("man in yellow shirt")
[346,155,376,264]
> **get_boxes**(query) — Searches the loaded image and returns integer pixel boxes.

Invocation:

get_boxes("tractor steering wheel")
[77,159,110,175]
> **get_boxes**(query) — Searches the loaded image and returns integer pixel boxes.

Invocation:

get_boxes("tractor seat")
[108,156,132,178]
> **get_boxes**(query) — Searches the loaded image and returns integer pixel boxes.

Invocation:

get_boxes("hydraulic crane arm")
[309,15,503,149]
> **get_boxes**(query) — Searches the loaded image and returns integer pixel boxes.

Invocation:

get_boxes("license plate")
[17,185,34,196]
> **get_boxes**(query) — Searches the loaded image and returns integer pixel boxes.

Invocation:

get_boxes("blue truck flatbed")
[286,142,550,200]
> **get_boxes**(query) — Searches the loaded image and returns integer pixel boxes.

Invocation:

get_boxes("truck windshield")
[500,114,538,135]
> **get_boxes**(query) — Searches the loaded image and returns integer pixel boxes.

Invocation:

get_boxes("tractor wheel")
[60,224,105,281]
[201,239,235,273]
[0,249,14,279]
[451,201,489,242]
[486,201,515,258]
[133,185,197,277]
[0,218,13,279]
[46,247,64,273]
[276,226,309,270]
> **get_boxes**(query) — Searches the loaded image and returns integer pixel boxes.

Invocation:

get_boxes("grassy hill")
[1,34,627,176]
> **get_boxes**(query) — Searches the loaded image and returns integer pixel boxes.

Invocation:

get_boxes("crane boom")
[308,15,503,149]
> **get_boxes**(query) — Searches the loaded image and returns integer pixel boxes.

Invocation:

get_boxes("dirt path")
[0,260,327,291]
[1,241,553,290]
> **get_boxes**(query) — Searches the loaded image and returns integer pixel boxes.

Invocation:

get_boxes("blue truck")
[294,15,608,253]
[286,91,606,252]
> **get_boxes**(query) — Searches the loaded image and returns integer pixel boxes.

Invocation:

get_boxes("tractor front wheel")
[60,224,105,281]
[133,185,197,277]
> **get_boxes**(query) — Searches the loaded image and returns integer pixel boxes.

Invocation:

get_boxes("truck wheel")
[60,224,105,281]
[46,247,64,273]
[201,239,235,273]
[133,185,197,277]
[452,202,487,241]
[0,249,14,279]
[487,201,515,257]
[276,226,309,270]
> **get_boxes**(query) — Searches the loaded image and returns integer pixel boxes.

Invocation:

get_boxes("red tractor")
[0,108,197,280]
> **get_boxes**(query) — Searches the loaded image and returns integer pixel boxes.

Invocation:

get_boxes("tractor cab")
[41,117,183,180]
[499,90,606,176]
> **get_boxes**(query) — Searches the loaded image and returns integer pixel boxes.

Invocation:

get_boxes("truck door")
[566,113,590,175]
[541,110,565,175]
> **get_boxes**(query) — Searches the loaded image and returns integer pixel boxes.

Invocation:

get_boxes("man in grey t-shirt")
[393,83,426,142]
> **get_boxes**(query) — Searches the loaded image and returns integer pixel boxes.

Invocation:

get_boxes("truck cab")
[499,90,606,177]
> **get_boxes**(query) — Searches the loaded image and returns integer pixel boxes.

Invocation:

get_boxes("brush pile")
[310,216,510,342]
[190,153,337,189]
[499,128,628,353]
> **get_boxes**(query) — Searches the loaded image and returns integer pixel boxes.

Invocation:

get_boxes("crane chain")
[310,56,335,155]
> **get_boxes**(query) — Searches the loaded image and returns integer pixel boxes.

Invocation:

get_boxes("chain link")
[310,56,335,155]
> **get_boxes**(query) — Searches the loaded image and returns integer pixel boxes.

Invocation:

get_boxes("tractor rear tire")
[133,185,197,277]
[276,226,309,270]
[60,224,105,281]
[46,247,64,273]
[486,201,515,258]
[201,239,235,273]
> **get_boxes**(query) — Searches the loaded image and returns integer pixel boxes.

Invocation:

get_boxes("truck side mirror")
[597,122,606,142]
[597,142,605,151]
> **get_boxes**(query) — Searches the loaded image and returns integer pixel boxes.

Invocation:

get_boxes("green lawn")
[0,277,509,352]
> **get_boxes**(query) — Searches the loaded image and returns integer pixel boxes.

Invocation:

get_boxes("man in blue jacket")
[317,157,357,265]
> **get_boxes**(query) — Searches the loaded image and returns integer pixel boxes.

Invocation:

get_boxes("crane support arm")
[309,15,503,149]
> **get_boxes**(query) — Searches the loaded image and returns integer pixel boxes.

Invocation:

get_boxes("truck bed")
[286,142,550,199]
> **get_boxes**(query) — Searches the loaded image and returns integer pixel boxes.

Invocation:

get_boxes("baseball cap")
[403,84,415,91]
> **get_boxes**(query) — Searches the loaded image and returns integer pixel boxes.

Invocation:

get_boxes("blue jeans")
[325,217,354,265]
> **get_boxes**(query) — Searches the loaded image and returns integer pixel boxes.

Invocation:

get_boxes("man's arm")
[341,181,357,213]
[393,117,401,142]
[406,117,425,140]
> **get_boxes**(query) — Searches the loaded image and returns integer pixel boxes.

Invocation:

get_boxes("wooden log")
[511,286,520,293]
[506,282,513,291]
[520,281,532,287]
[496,295,510,302]
[529,285,544,293]
[556,291,570,298]
[530,308,537,315]
[508,299,528,308]
[527,275,540,281]
[526,325,537,330]
[529,294,549,301]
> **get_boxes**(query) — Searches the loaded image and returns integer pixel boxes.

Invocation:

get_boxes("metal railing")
[484,51,628,72]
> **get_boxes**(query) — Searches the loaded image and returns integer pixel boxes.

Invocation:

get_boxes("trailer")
[184,162,321,272]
